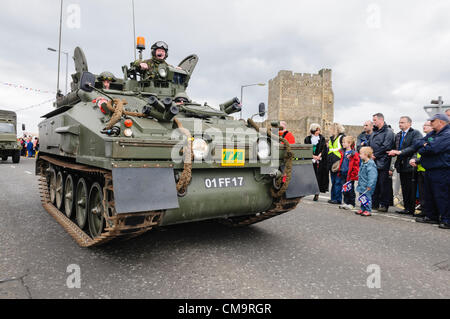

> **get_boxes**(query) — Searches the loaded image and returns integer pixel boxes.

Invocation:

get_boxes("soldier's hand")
[140,63,149,70]
[409,159,417,167]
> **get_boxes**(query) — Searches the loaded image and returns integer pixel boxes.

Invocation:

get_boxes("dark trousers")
[343,181,356,206]
[399,171,417,213]
[417,172,429,214]
[424,169,450,223]
[373,169,391,209]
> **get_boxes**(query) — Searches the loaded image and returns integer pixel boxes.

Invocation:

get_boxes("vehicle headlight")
[192,138,209,160]
[257,139,271,160]
[158,68,167,78]
[123,128,133,137]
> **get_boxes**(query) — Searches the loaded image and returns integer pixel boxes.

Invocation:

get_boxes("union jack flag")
[341,181,353,193]
[358,193,371,211]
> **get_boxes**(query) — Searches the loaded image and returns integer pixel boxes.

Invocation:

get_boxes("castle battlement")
[268,69,335,142]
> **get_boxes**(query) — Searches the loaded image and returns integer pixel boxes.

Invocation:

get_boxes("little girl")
[356,147,378,216]
[338,136,360,210]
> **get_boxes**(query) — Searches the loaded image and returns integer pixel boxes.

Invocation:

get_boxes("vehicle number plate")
[204,177,245,189]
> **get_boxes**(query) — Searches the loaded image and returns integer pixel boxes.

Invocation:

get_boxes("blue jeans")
[330,172,343,203]
[359,190,374,212]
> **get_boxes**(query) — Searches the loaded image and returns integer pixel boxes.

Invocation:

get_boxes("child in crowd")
[338,136,360,210]
[356,147,378,216]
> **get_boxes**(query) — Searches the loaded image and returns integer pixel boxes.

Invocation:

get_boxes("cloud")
[1,0,449,133]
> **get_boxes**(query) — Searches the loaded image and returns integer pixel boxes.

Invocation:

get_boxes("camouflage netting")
[103,99,147,130]
[174,118,193,195]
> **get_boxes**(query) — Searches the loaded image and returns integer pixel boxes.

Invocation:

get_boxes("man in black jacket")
[368,113,395,212]
[356,121,373,152]
[387,116,423,215]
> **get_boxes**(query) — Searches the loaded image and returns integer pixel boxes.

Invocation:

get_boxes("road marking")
[10,166,16,169]
[25,171,32,175]
[305,197,418,223]
[370,212,415,223]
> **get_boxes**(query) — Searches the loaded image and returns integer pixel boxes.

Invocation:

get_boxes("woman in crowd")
[327,123,346,204]
[304,123,329,201]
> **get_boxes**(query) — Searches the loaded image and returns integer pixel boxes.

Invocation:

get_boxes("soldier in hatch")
[174,92,191,105]
[98,71,116,90]
[134,41,169,79]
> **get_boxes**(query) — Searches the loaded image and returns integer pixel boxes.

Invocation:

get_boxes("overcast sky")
[1,0,449,134]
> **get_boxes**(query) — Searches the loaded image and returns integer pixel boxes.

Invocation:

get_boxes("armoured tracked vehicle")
[36,42,319,247]
[0,110,21,163]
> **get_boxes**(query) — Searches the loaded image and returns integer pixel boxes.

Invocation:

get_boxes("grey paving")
[0,158,449,299]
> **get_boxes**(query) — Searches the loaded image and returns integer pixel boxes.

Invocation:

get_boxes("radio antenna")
[56,0,64,98]
[132,0,137,60]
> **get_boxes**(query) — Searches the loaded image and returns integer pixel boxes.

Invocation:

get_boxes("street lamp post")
[240,83,266,119]
[48,48,69,94]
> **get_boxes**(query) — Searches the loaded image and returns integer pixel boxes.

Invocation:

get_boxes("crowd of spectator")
[302,111,450,230]
[18,135,39,158]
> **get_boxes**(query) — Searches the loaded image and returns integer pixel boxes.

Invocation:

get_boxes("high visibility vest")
[416,153,425,172]
[328,135,342,158]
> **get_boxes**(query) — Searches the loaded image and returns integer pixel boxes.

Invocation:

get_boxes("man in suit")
[387,116,423,215]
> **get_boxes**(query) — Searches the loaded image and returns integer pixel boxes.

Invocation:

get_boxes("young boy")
[356,147,378,216]
[338,136,360,210]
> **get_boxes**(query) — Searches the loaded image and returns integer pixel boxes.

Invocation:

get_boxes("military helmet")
[174,92,191,104]
[98,71,116,82]
[151,41,169,60]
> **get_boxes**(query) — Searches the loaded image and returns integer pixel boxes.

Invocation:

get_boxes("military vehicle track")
[37,156,301,247]
[220,197,302,227]
[37,156,163,247]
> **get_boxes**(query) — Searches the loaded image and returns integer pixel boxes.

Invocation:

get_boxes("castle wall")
[267,69,362,143]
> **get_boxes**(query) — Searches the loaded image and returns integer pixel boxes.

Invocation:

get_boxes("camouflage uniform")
[134,57,168,80]
[134,42,170,81]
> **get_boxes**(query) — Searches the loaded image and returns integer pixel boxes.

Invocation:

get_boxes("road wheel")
[88,182,105,238]
[64,174,75,218]
[76,178,88,229]
[55,171,64,210]
[49,168,57,204]
[1,156,7,161]
[12,151,20,164]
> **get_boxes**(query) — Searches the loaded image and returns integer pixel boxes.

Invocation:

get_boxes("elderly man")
[357,120,373,151]
[368,113,395,212]
[399,114,450,228]
[413,114,450,229]
[446,108,450,119]
[386,116,423,215]
[357,121,373,152]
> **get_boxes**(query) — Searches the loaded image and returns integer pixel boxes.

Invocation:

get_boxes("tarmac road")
[0,158,449,299]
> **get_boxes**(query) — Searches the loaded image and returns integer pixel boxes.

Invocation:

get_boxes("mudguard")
[285,164,320,199]
[112,168,179,214]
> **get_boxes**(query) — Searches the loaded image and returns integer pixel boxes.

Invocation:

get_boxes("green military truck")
[0,110,21,163]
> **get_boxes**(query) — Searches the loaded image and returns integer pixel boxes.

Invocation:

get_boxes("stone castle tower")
[267,69,335,141]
